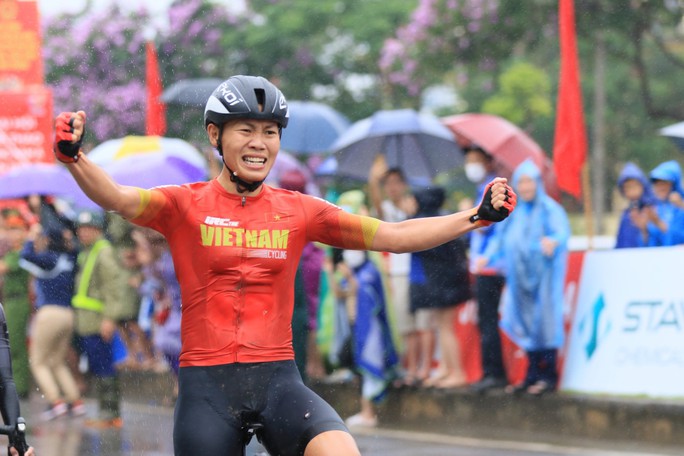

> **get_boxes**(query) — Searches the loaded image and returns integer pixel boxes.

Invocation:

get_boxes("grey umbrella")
[660,121,684,151]
[161,78,224,107]
[330,109,463,181]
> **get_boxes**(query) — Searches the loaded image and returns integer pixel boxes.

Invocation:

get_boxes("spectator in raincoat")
[482,160,570,396]
[644,160,684,247]
[614,162,656,249]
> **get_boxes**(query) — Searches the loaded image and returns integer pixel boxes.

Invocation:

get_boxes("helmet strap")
[223,159,264,194]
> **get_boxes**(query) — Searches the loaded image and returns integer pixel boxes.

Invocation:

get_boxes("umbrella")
[313,156,431,186]
[86,136,208,188]
[330,109,462,181]
[0,163,80,199]
[105,155,206,188]
[160,78,223,107]
[442,113,559,199]
[280,101,351,155]
[0,162,98,210]
[659,121,684,150]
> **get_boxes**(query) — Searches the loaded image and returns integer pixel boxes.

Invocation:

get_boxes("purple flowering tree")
[42,0,239,145]
[42,4,153,144]
[379,0,554,108]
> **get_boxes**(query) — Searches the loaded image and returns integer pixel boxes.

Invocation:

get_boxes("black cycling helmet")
[204,75,289,129]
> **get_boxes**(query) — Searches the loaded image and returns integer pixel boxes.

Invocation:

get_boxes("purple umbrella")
[105,154,206,188]
[0,163,80,199]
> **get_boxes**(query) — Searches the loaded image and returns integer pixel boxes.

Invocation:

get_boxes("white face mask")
[464,162,487,183]
[342,250,366,269]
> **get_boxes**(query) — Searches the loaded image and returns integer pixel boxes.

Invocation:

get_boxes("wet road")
[14,398,682,456]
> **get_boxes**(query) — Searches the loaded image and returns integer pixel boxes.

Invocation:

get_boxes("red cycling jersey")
[131,180,380,367]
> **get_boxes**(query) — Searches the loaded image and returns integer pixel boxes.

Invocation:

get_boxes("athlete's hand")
[471,177,517,227]
[7,417,31,456]
[54,111,86,163]
[9,445,34,456]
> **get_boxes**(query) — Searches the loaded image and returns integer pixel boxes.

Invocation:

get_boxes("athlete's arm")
[55,111,143,219]
[371,177,514,253]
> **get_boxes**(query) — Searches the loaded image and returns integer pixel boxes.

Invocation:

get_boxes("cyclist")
[0,302,34,456]
[53,75,516,456]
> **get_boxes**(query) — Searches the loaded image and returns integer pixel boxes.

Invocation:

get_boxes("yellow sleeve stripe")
[359,215,381,249]
[132,188,151,219]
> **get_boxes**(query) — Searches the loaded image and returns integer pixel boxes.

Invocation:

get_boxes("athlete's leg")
[173,366,243,455]
[304,430,360,456]
[259,361,354,456]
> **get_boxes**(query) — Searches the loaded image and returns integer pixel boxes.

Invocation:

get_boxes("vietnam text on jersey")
[130,180,380,367]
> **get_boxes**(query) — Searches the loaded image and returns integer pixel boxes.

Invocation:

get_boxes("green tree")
[481,61,552,130]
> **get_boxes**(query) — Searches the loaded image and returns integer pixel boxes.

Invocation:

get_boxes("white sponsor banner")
[561,246,684,398]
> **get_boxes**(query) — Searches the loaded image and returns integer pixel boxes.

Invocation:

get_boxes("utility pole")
[592,30,607,234]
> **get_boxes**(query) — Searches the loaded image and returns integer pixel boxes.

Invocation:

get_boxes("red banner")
[146,41,166,136]
[552,0,587,199]
[0,88,54,173]
[0,0,44,88]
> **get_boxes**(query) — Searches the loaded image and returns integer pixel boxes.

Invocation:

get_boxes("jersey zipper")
[235,199,246,362]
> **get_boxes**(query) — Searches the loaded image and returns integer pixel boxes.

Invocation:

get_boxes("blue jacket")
[615,162,654,249]
[647,161,684,247]
[19,241,77,308]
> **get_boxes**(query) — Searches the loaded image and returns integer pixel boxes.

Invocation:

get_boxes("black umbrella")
[161,78,224,107]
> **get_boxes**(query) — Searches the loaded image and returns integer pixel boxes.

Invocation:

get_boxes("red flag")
[145,41,166,136]
[552,0,587,199]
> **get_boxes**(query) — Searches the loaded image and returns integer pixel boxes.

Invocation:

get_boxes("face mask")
[342,250,366,269]
[465,162,487,183]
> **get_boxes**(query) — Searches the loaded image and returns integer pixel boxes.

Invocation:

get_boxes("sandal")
[526,380,555,396]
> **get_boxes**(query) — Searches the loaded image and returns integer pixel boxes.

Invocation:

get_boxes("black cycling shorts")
[173,360,349,455]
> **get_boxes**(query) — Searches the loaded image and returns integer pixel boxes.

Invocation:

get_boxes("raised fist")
[54,111,86,163]
[470,178,517,227]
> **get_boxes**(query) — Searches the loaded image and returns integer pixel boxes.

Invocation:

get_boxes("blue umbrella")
[330,109,462,181]
[280,101,351,155]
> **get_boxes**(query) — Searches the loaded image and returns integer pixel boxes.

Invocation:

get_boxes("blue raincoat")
[352,258,399,403]
[647,160,684,246]
[487,160,570,351]
[615,162,654,249]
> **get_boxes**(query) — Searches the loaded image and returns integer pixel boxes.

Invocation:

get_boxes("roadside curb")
[310,380,684,450]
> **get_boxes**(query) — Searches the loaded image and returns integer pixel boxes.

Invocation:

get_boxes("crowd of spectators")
[0,156,682,429]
